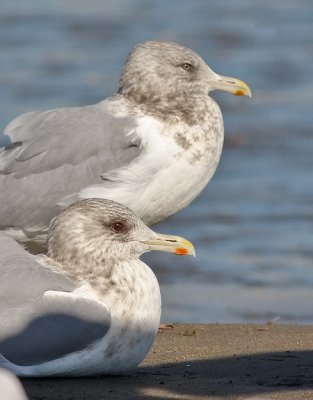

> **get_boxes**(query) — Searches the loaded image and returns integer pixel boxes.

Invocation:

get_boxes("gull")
[0,41,251,243]
[0,198,194,377]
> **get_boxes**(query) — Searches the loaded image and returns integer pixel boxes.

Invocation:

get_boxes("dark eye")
[110,221,126,233]
[181,63,193,71]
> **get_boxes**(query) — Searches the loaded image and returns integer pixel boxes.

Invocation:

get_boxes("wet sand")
[22,323,313,399]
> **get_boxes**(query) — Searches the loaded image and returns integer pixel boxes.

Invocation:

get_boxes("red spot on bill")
[235,90,245,96]
[175,248,188,255]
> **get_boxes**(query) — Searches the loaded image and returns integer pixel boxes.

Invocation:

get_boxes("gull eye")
[110,221,126,233]
[181,63,193,71]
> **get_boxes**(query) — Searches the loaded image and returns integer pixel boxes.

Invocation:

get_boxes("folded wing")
[0,233,110,367]
[0,100,142,231]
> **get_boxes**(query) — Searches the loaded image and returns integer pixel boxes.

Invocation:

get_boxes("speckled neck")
[45,254,158,309]
[45,252,114,282]
[121,91,214,126]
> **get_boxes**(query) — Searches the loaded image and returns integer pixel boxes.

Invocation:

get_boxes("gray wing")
[0,233,110,366]
[0,100,139,177]
[0,98,141,229]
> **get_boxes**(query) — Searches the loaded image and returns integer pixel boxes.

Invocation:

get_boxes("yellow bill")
[143,233,195,257]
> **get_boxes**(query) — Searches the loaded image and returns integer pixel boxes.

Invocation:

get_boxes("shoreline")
[22,323,313,399]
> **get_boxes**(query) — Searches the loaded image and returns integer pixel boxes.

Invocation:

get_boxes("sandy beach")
[22,323,313,399]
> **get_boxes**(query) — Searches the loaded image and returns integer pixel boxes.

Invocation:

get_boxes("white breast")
[78,115,224,225]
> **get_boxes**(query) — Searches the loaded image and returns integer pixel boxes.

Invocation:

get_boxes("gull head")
[118,40,251,101]
[47,198,195,264]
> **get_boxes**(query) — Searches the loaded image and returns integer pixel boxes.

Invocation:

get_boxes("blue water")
[1,0,312,323]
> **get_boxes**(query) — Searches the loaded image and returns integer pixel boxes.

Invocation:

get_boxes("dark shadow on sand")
[22,350,313,399]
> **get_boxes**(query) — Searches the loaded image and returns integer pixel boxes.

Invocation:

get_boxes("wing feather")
[0,233,110,367]
[0,99,142,229]
[1,100,139,177]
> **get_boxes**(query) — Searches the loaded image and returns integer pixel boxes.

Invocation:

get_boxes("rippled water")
[1,0,312,323]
